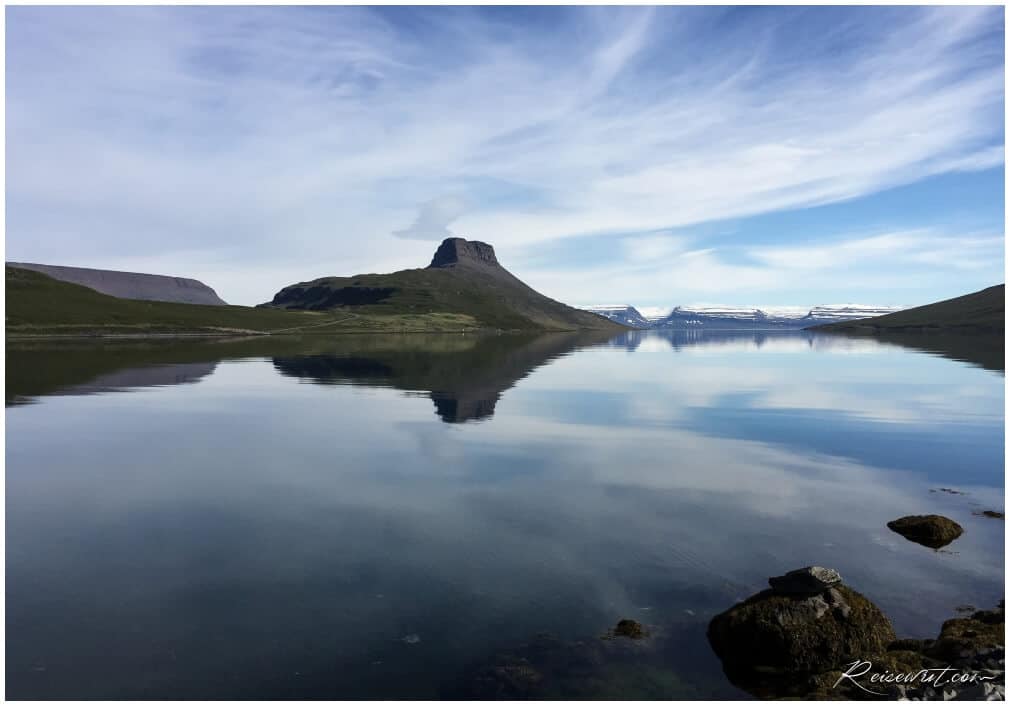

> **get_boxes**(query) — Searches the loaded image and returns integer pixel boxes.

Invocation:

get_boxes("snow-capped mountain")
[656,304,904,329]
[581,303,904,329]
[657,306,797,329]
[580,305,653,328]
[637,306,674,322]
[801,305,903,322]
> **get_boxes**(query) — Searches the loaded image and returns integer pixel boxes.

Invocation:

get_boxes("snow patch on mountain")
[580,305,653,328]
[638,306,674,321]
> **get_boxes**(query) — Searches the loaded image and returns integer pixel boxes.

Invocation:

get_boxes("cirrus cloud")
[4,6,1004,304]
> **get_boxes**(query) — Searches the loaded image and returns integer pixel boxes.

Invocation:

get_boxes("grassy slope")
[5,266,483,336]
[812,284,1005,334]
[263,266,623,332]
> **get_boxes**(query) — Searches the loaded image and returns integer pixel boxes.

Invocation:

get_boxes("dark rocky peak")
[428,238,500,269]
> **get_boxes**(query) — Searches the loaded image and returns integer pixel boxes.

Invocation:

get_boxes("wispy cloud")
[5,6,1004,303]
[751,230,1004,271]
[521,227,1004,308]
[393,196,466,241]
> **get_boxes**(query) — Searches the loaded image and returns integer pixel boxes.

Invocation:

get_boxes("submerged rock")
[887,514,964,548]
[978,510,1005,520]
[611,619,647,640]
[467,655,543,699]
[707,580,895,676]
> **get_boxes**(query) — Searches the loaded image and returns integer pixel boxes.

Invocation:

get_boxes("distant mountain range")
[581,304,902,330]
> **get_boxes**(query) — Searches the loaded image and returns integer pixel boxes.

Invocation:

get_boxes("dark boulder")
[709,581,1004,701]
[707,576,895,677]
[887,514,964,548]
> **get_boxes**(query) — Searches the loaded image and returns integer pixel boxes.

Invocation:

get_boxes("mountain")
[638,306,674,321]
[6,265,325,336]
[580,305,653,328]
[7,238,621,336]
[580,303,903,330]
[658,306,792,328]
[652,304,903,330]
[7,262,227,305]
[801,305,900,322]
[812,285,1004,334]
[263,237,624,332]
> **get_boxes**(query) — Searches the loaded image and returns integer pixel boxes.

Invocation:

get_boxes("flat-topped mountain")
[7,262,226,305]
[263,237,623,332]
[428,238,501,269]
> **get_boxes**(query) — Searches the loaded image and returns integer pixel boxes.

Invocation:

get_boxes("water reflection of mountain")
[7,332,615,420]
[605,329,1004,372]
[8,327,999,413]
[272,332,613,423]
[829,331,1004,374]
[607,329,863,353]
[6,341,225,406]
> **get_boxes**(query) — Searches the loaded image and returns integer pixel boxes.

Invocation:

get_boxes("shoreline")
[4,327,595,341]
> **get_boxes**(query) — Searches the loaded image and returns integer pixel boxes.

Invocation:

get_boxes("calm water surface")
[6,330,1005,698]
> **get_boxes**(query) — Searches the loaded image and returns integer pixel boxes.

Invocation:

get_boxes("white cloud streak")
[5,6,1004,303]
[520,228,1004,308]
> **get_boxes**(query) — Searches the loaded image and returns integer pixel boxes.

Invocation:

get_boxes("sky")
[5,5,1005,308]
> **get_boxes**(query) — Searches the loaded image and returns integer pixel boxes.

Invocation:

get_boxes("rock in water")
[768,566,842,595]
[707,579,895,676]
[611,619,647,639]
[887,514,964,548]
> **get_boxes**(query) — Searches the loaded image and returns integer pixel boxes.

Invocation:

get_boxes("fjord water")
[6,331,1004,699]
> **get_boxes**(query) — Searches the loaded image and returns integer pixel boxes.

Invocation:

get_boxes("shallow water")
[6,330,1005,698]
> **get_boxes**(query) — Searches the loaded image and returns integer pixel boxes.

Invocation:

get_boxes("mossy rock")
[707,585,896,675]
[925,613,1004,663]
[612,619,647,639]
[887,514,963,548]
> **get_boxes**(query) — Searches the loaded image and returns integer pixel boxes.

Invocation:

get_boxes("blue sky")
[5,6,1005,307]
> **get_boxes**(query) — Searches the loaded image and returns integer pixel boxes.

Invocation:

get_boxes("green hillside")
[7,239,622,336]
[261,267,620,331]
[812,284,1004,334]
[6,266,479,337]
[261,237,623,332]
